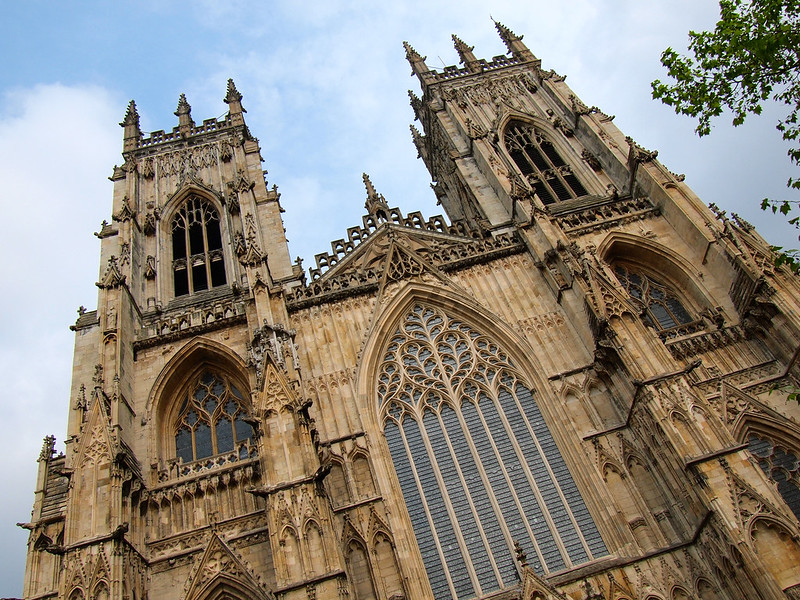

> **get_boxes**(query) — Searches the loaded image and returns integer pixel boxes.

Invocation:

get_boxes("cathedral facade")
[21,24,800,600]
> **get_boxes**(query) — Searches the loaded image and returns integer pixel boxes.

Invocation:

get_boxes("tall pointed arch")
[502,119,588,205]
[365,292,607,600]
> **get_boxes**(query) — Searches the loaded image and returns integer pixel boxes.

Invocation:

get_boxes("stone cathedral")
[21,23,800,600]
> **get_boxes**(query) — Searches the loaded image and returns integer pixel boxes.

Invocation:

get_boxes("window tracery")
[171,196,226,297]
[613,265,694,333]
[504,120,588,205]
[174,371,254,464]
[378,304,607,600]
[747,433,800,521]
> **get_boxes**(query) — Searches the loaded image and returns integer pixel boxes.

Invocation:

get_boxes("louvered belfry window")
[172,196,227,297]
[504,120,588,205]
[378,304,607,600]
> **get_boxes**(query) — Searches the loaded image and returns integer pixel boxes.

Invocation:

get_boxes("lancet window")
[172,196,226,297]
[174,371,254,464]
[613,265,694,333]
[747,433,800,521]
[504,120,588,205]
[378,304,607,600]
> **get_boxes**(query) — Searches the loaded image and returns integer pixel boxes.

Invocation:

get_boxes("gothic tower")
[23,25,800,600]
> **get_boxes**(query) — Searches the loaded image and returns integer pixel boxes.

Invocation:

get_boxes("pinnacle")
[363,173,389,213]
[225,78,243,103]
[175,93,191,116]
[451,34,474,54]
[121,99,139,127]
[362,173,378,200]
[493,19,522,43]
[403,41,423,62]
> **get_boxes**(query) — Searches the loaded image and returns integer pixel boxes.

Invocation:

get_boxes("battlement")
[136,114,235,149]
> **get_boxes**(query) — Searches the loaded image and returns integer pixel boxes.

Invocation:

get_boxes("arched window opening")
[174,371,254,464]
[613,265,694,334]
[379,304,607,600]
[504,120,587,205]
[747,432,800,521]
[172,196,226,297]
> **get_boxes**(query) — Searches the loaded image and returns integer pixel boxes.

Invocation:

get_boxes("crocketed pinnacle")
[363,173,389,214]
[403,41,423,63]
[451,34,476,65]
[494,20,522,47]
[224,78,243,104]
[121,99,139,127]
[175,93,191,116]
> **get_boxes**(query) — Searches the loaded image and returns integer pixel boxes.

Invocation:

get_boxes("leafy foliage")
[652,0,800,261]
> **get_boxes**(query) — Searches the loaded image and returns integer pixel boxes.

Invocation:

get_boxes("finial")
[121,100,139,127]
[224,78,243,104]
[175,93,191,117]
[38,435,56,462]
[363,173,389,215]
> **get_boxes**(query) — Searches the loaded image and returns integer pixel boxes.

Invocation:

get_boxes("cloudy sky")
[1,1,797,595]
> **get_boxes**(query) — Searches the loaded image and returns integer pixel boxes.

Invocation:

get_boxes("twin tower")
[22,23,800,600]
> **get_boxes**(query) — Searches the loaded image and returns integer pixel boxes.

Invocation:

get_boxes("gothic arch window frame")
[147,338,254,475]
[598,234,719,338]
[499,115,595,206]
[356,285,610,600]
[160,186,231,301]
[737,419,800,523]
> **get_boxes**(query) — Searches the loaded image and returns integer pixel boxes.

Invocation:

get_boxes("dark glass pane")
[525,146,549,171]
[778,480,800,521]
[650,303,676,329]
[172,227,187,259]
[510,150,534,175]
[565,173,587,197]
[210,258,227,287]
[206,217,222,250]
[194,422,212,459]
[666,297,692,324]
[534,182,555,205]
[174,268,189,297]
[186,409,199,426]
[203,395,217,415]
[216,417,234,454]
[548,175,571,202]
[234,415,253,443]
[176,428,193,463]
[192,263,208,292]
[189,222,205,255]
[385,421,452,600]
[541,141,565,167]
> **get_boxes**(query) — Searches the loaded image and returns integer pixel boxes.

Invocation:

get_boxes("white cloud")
[0,83,121,594]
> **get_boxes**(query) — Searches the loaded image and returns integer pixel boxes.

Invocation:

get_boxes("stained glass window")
[172,196,226,297]
[748,433,800,521]
[504,121,588,205]
[614,265,694,332]
[379,305,607,600]
[175,371,253,463]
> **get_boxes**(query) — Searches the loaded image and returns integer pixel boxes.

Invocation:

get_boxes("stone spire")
[452,34,482,73]
[175,93,194,136]
[224,78,246,126]
[120,100,141,152]
[494,20,536,61]
[410,124,425,158]
[363,173,390,216]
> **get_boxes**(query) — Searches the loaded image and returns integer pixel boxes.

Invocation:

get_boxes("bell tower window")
[171,196,227,297]
[504,120,587,205]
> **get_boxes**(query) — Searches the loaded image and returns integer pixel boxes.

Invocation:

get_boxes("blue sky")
[1,1,797,596]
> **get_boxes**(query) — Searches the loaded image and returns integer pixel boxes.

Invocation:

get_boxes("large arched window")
[504,120,588,205]
[172,196,226,297]
[614,264,694,333]
[378,304,607,600]
[747,432,800,521]
[174,371,254,464]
